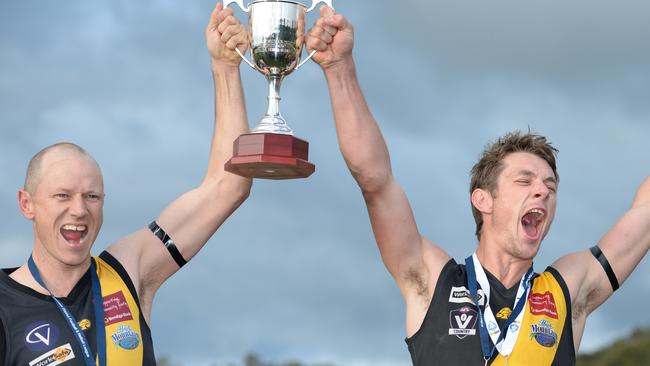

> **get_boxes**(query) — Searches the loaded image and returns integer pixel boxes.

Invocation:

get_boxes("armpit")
[404,267,430,300]
[573,285,602,321]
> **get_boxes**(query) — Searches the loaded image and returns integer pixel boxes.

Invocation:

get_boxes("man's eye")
[516,180,530,185]
[86,194,102,201]
[54,193,69,199]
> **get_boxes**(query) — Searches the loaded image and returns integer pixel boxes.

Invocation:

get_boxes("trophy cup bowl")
[224,0,333,180]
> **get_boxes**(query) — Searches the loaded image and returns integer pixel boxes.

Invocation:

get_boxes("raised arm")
[307,7,450,335]
[107,2,252,321]
[553,176,650,347]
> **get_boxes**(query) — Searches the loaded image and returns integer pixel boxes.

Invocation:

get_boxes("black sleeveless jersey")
[0,251,156,366]
[406,259,575,365]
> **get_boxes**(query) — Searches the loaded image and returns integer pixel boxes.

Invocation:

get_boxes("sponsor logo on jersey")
[509,321,520,332]
[103,291,134,326]
[112,325,140,350]
[78,319,92,331]
[487,320,499,335]
[448,286,485,306]
[449,306,477,339]
[496,307,512,320]
[28,343,75,366]
[24,321,61,352]
[529,291,558,319]
[530,319,558,347]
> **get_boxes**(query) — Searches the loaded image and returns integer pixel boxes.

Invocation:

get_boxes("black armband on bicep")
[148,221,187,268]
[589,245,619,292]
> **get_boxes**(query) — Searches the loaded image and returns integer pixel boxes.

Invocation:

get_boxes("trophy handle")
[295,0,334,70]
[223,0,256,69]
[223,0,249,12]
[305,0,333,13]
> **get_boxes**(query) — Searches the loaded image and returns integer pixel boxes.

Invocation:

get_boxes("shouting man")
[306,6,649,365]
[0,3,251,365]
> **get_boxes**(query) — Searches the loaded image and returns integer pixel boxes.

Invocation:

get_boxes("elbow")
[227,177,252,206]
[206,174,252,207]
[342,145,392,197]
[350,165,391,197]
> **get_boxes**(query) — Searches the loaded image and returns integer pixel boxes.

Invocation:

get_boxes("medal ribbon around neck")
[28,255,107,366]
[465,253,534,360]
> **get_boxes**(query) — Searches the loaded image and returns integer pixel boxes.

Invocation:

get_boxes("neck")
[475,244,532,289]
[28,246,91,298]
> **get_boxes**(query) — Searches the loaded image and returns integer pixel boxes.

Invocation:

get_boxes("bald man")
[0,3,250,365]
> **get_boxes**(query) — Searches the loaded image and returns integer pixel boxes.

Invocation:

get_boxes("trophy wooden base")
[225,133,315,180]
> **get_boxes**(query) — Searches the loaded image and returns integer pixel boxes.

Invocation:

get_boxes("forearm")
[324,58,392,193]
[204,62,252,199]
[144,64,251,260]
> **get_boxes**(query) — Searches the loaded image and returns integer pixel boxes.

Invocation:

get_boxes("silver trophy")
[224,0,333,180]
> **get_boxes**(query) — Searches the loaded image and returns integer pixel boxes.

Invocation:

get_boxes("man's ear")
[18,189,35,220]
[471,188,493,214]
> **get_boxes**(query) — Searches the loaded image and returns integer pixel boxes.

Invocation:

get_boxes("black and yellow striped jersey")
[0,251,156,366]
[406,259,575,365]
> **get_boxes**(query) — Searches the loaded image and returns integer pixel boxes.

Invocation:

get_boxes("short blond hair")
[24,142,99,195]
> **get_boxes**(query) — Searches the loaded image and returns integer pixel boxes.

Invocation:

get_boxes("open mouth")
[60,224,88,244]
[521,208,545,240]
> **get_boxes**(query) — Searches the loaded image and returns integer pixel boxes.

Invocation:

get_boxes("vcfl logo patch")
[24,321,61,352]
[448,306,477,339]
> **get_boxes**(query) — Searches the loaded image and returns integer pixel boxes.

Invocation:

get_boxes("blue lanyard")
[465,255,533,362]
[28,255,106,366]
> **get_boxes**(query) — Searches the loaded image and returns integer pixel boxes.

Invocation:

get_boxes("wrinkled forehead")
[500,152,556,181]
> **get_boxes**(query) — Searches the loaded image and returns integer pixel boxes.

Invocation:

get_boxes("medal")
[465,253,534,363]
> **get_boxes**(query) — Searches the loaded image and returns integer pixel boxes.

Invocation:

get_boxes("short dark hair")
[470,131,559,240]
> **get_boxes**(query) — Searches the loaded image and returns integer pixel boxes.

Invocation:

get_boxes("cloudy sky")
[1,0,649,365]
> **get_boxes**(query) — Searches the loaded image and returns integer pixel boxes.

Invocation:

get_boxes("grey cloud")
[392,1,650,77]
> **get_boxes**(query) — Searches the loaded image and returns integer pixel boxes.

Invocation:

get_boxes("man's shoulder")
[438,258,464,280]
[1,267,18,276]
[538,266,570,289]
[97,250,119,269]
[532,266,572,312]
[96,250,142,306]
[0,267,21,294]
[433,258,471,298]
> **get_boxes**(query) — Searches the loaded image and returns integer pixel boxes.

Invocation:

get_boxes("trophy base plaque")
[225,133,315,179]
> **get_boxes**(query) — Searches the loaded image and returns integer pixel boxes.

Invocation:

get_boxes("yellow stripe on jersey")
[95,256,145,365]
[490,272,567,365]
